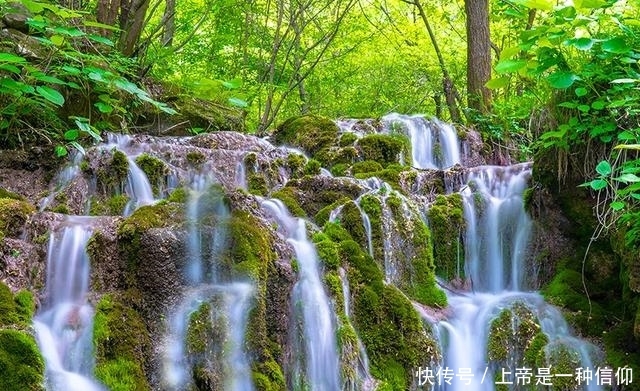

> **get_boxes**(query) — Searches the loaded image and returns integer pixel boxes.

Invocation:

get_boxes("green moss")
[90,194,130,216]
[93,294,151,391]
[314,197,349,227]
[351,160,383,175]
[248,173,269,196]
[167,187,188,203]
[313,233,340,269]
[0,198,34,238]
[271,187,306,218]
[0,329,45,391]
[338,201,367,251]
[135,153,169,197]
[286,153,306,179]
[359,195,384,262]
[0,282,18,326]
[186,302,214,354]
[186,151,206,168]
[330,163,348,177]
[427,194,465,281]
[97,150,129,194]
[0,187,24,200]
[356,134,406,165]
[273,115,339,160]
[339,132,358,147]
[354,164,408,192]
[14,290,35,324]
[304,159,321,176]
[51,204,70,214]
[227,210,275,281]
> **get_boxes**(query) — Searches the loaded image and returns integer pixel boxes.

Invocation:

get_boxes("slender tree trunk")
[465,0,492,113]
[162,0,175,46]
[96,0,120,36]
[119,0,151,56]
[411,0,461,123]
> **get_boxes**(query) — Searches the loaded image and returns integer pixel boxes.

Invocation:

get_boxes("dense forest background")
[1,0,639,284]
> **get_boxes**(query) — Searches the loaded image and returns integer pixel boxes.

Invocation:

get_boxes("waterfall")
[382,113,461,169]
[262,198,341,391]
[34,219,105,391]
[163,176,255,391]
[431,162,603,391]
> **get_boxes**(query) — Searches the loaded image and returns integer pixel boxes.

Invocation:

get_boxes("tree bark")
[465,0,492,113]
[161,0,175,46]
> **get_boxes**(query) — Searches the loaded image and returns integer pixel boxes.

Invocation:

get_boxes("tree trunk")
[119,0,151,56]
[465,0,492,113]
[96,0,120,36]
[162,0,175,46]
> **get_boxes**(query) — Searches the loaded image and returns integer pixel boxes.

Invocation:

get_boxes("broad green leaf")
[221,78,242,89]
[574,0,607,8]
[567,38,594,51]
[512,0,553,10]
[596,160,612,176]
[61,66,81,75]
[0,53,27,63]
[64,129,79,141]
[0,78,34,94]
[36,86,64,106]
[610,201,625,211]
[50,35,65,46]
[602,37,630,54]
[591,100,606,110]
[575,87,588,97]
[577,104,590,113]
[616,173,640,183]
[55,145,68,157]
[495,59,527,74]
[69,141,86,156]
[500,46,521,60]
[228,97,248,108]
[87,34,114,46]
[589,178,608,190]
[618,131,637,141]
[156,103,177,115]
[83,21,121,31]
[32,74,67,85]
[547,71,578,89]
[114,78,145,95]
[0,64,21,74]
[94,102,113,113]
[73,118,91,133]
[52,26,85,37]
[610,78,637,84]
[485,77,509,89]
[558,101,577,109]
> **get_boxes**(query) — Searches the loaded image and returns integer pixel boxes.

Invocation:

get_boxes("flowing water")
[163,175,255,391]
[34,219,105,391]
[262,198,342,391]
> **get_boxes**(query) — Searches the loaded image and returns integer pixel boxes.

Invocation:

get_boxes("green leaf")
[61,66,81,75]
[221,78,242,89]
[591,100,606,110]
[512,0,553,10]
[610,78,637,84]
[602,37,630,54]
[596,160,612,176]
[0,64,21,74]
[589,178,608,190]
[616,173,640,183]
[64,129,79,141]
[228,97,248,108]
[83,21,121,31]
[495,59,527,74]
[547,71,578,89]
[52,26,85,37]
[69,141,86,156]
[567,38,594,50]
[94,102,114,114]
[574,87,588,97]
[36,86,64,106]
[50,35,65,46]
[55,145,68,157]
[618,131,637,141]
[87,34,114,46]
[574,0,607,8]
[73,118,91,133]
[577,104,590,113]
[32,74,67,85]
[486,77,510,89]
[610,201,625,211]
[0,53,27,63]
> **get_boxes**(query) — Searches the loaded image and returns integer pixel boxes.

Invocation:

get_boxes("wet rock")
[0,238,43,293]
[0,169,48,206]
[2,2,31,33]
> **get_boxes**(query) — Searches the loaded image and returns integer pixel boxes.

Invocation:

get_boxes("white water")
[164,176,255,391]
[382,113,461,170]
[262,198,341,391]
[432,163,602,391]
[34,219,105,391]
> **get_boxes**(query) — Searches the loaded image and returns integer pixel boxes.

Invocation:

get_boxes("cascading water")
[34,219,105,391]
[382,113,461,170]
[262,198,341,391]
[430,163,602,391]
[164,175,255,391]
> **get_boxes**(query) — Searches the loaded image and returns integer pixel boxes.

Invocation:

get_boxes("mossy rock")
[93,294,151,391]
[135,153,169,197]
[0,187,25,201]
[351,160,383,175]
[164,95,245,134]
[314,197,350,227]
[356,134,407,165]
[273,115,339,157]
[0,329,45,391]
[354,164,409,192]
[487,302,545,366]
[0,197,34,238]
[89,194,129,216]
[339,132,358,147]
[271,187,306,218]
[96,150,129,194]
[283,176,361,219]
[427,194,465,281]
